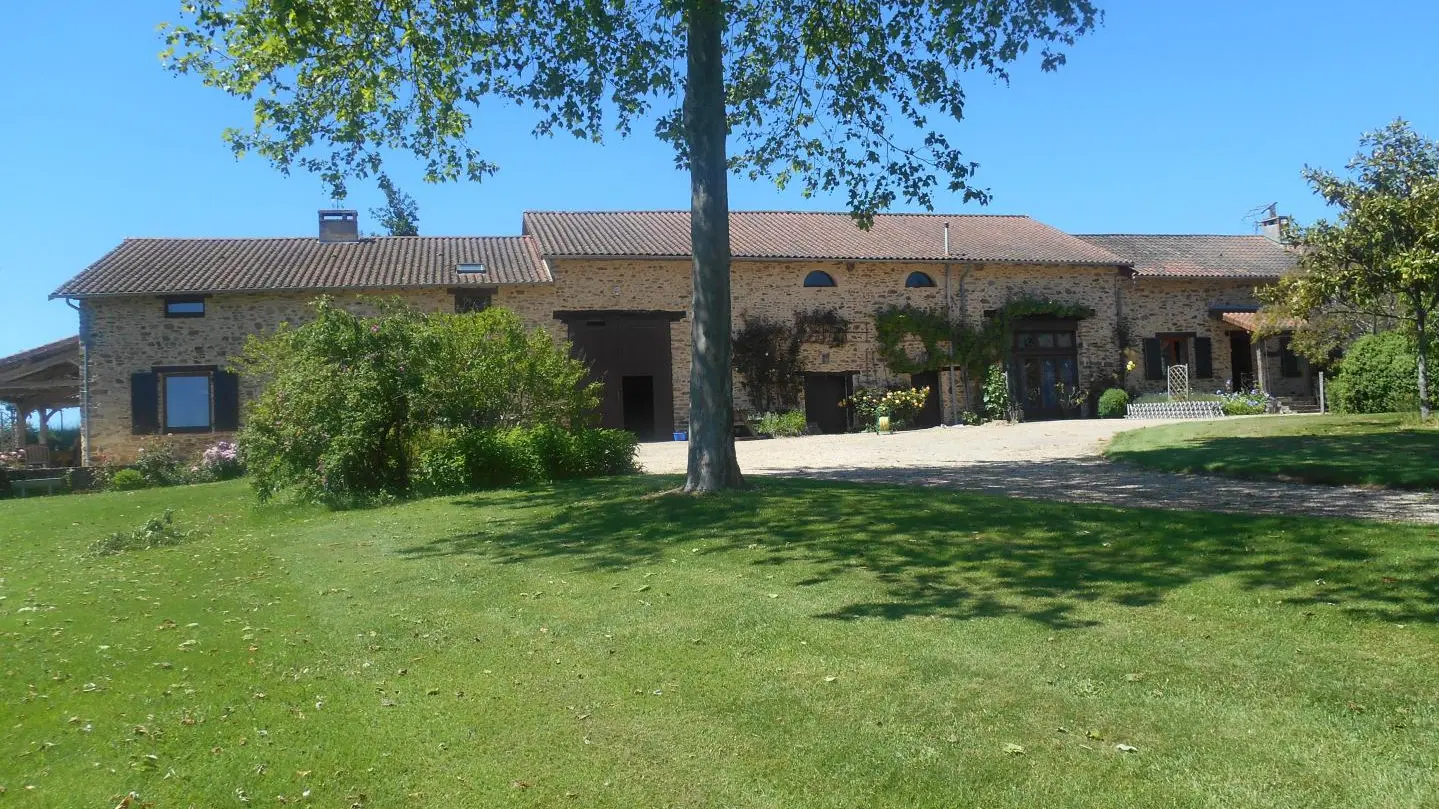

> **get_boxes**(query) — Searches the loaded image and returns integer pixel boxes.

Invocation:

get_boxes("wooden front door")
[1011,321,1079,421]
[803,373,852,434]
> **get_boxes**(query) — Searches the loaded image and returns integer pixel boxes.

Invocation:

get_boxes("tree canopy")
[1263,119,1439,418]
[162,0,1101,489]
[370,175,420,236]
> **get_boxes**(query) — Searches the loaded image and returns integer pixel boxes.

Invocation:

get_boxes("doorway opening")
[621,376,657,439]
[803,373,852,434]
[1229,332,1254,391]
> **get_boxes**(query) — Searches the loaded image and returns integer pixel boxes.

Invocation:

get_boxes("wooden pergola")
[0,336,81,467]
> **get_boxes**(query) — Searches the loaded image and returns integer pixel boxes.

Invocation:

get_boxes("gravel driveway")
[637,420,1439,524]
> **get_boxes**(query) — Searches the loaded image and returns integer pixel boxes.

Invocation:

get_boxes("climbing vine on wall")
[732,315,804,413]
[872,296,1095,375]
[793,308,850,346]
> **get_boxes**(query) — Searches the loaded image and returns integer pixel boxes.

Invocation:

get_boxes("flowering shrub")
[881,386,931,425]
[200,441,244,480]
[133,437,186,486]
[841,388,885,426]
[841,386,931,429]
[1216,388,1273,416]
[0,448,26,469]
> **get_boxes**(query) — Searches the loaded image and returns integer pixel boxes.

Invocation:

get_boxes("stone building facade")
[52,211,1300,464]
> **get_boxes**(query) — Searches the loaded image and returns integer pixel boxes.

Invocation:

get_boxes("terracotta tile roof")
[524,210,1128,266]
[1218,311,1305,332]
[1075,234,1296,278]
[51,236,550,298]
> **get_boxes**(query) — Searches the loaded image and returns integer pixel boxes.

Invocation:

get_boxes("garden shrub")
[111,469,150,490]
[133,437,187,486]
[237,299,600,506]
[563,428,639,478]
[1331,331,1427,414]
[756,410,807,437]
[412,426,637,495]
[200,441,244,480]
[881,387,930,427]
[1097,388,1129,418]
[956,410,984,426]
[841,387,930,430]
[1220,391,1271,416]
[0,466,10,499]
[982,364,1014,422]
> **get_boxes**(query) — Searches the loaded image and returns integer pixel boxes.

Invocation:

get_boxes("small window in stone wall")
[454,290,494,313]
[164,297,206,318]
[905,271,936,288]
[803,270,836,288]
[130,368,241,435]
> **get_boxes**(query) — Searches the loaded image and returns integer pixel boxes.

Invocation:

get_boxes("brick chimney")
[1259,203,1291,244]
[318,209,360,242]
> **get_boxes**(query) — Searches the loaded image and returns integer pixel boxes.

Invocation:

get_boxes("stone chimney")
[1259,203,1291,244]
[318,209,360,243]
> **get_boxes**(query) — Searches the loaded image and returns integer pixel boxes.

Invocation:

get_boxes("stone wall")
[81,290,453,464]
[1120,277,1265,395]
[82,261,1270,462]
[529,259,1127,426]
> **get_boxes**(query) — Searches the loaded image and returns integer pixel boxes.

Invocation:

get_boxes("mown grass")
[1106,412,1439,489]
[2,477,1438,807]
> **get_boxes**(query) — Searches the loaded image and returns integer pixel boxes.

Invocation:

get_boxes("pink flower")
[370,324,380,333]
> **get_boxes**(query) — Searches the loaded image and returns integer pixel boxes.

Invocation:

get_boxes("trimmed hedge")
[112,469,150,490]
[412,426,638,496]
[1097,388,1129,419]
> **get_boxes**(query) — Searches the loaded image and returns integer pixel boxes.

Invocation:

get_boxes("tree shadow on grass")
[395,473,1439,629]
[1108,429,1439,489]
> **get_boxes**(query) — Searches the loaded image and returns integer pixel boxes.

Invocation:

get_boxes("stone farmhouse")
[33,209,1305,464]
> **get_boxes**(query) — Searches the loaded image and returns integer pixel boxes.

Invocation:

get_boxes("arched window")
[803,270,837,288]
[905,271,936,288]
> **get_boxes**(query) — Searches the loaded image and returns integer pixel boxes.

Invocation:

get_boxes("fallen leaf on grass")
[1002,743,1025,755]
[1115,743,1138,753]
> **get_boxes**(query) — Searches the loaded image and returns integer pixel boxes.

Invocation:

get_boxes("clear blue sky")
[2,0,1436,360]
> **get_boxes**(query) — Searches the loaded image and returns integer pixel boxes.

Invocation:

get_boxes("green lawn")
[1106,413,1439,489]
[2,478,1438,807]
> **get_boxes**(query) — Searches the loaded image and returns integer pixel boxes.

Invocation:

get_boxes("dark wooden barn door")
[562,312,678,440]
[803,373,852,434]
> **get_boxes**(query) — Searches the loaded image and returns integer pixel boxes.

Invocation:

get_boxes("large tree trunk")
[1416,294,1431,421]
[682,0,744,492]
